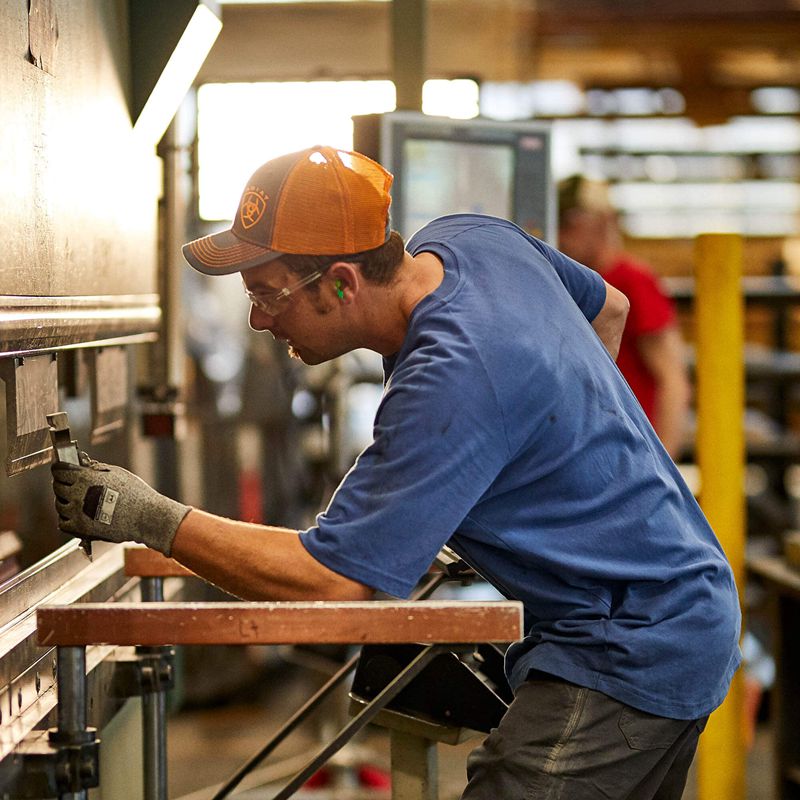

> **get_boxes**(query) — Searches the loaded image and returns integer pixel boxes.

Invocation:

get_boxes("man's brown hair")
[280,230,406,289]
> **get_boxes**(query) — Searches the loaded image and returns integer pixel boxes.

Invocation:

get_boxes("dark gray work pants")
[461,671,707,800]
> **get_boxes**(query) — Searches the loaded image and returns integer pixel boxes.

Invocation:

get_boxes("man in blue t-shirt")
[52,145,741,800]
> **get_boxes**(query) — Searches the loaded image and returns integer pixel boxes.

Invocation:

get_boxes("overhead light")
[130,1,223,147]
[218,1,388,4]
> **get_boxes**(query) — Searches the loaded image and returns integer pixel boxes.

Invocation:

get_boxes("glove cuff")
[139,499,193,556]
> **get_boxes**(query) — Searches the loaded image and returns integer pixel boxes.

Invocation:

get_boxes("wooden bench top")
[37,601,523,647]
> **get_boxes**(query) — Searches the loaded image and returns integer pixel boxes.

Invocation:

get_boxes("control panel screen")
[400,139,515,237]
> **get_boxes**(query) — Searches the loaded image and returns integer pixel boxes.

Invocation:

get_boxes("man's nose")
[248,304,277,332]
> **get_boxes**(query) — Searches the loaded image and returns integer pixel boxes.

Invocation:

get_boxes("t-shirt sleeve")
[529,238,607,322]
[620,268,676,337]
[299,333,510,598]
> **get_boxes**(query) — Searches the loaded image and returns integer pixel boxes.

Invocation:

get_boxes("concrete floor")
[165,658,775,800]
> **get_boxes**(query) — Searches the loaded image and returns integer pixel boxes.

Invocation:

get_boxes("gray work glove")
[51,453,191,556]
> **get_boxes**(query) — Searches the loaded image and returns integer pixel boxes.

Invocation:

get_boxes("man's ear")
[327,262,360,303]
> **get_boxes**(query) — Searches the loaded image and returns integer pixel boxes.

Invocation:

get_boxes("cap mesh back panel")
[348,153,393,250]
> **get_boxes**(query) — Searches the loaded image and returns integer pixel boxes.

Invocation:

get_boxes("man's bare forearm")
[170,509,374,601]
[592,282,630,360]
[639,326,691,459]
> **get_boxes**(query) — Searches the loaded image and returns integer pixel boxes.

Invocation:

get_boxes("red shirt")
[603,254,677,421]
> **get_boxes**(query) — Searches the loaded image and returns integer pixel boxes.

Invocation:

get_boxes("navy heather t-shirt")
[300,213,741,720]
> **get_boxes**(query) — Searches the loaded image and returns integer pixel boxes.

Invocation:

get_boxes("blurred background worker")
[558,175,691,460]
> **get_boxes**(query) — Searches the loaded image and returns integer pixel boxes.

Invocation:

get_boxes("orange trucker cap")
[182,145,394,275]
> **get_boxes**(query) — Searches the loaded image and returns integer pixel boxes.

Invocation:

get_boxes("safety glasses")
[243,270,324,317]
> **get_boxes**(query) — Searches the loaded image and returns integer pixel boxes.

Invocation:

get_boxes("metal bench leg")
[390,729,438,800]
[140,576,168,800]
[51,646,98,800]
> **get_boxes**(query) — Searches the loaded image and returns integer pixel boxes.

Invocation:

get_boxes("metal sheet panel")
[0,354,59,475]
[0,0,159,306]
[0,541,189,768]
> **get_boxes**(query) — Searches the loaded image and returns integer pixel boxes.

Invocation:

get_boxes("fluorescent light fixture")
[218,0,388,3]
[132,2,222,146]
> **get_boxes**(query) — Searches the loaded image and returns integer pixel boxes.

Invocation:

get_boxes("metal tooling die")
[47,412,93,560]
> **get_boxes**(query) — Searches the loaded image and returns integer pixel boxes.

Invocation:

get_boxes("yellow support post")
[694,233,747,800]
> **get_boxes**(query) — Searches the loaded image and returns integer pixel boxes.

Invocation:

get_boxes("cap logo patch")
[240,188,268,229]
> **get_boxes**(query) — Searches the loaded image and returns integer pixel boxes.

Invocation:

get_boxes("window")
[197,79,479,221]
[480,80,800,237]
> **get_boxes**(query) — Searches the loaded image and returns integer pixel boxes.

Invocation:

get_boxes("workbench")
[748,555,800,800]
[33,547,523,800]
